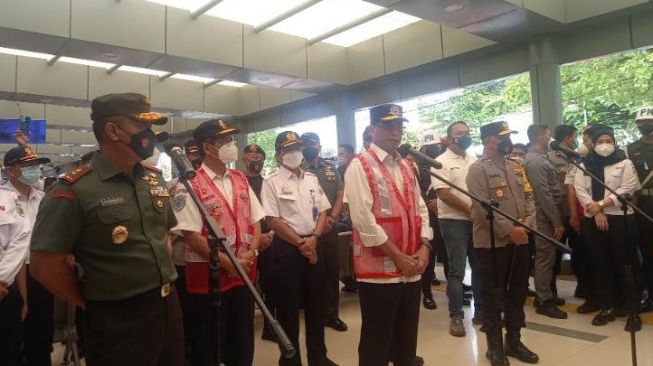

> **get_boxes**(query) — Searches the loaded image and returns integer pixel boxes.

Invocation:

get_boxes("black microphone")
[549,141,582,159]
[164,142,197,180]
[406,148,443,169]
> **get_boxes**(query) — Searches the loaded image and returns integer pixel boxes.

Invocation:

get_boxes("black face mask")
[303,146,320,161]
[124,127,156,160]
[249,160,264,174]
[638,124,653,136]
[497,139,513,156]
[453,135,472,150]
[190,158,202,169]
[423,144,442,159]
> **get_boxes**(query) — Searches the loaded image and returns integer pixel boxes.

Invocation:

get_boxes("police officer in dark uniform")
[467,121,538,366]
[628,106,653,312]
[29,93,184,366]
[301,132,348,332]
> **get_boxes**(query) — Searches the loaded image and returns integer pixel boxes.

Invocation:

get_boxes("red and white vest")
[185,168,256,294]
[352,149,422,279]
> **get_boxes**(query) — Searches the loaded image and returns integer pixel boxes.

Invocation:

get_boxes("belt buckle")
[160,283,171,298]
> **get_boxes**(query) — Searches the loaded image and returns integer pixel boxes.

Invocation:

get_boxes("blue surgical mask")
[19,166,41,186]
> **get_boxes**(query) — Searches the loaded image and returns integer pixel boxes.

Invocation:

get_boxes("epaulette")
[143,164,162,174]
[61,166,93,184]
[264,171,278,180]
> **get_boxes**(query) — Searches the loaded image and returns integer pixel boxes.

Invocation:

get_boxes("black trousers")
[187,285,255,366]
[174,265,191,359]
[583,215,641,312]
[270,237,328,366]
[637,212,653,296]
[258,244,276,334]
[321,229,341,319]
[358,281,421,366]
[565,221,597,301]
[475,245,530,333]
[84,286,185,366]
[21,267,54,366]
[0,282,24,366]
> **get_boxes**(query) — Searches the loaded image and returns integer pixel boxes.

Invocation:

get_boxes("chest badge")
[155,199,165,209]
[112,225,129,245]
[281,185,292,195]
[495,188,505,198]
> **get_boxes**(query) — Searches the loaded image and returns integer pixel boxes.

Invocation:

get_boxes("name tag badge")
[101,196,126,207]
[150,187,171,198]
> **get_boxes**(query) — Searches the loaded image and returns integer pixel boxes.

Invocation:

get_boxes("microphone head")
[163,141,182,154]
[549,140,561,150]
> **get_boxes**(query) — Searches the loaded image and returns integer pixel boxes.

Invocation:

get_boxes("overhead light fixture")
[444,4,464,12]
[58,57,116,69]
[118,65,169,77]
[146,0,209,12]
[217,80,247,88]
[0,46,54,61]
[322,11,420,47]
[170,73,217,84]
[205,0,309,27]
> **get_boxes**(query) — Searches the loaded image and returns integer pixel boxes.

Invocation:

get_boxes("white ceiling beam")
[254,0,323,33]
[106,64,121,74]
[159,71,175,81]
[190,0,225,20]
[308,8,392,45]
[47,55,61,66]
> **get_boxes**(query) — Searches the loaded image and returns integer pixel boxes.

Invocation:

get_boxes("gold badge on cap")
[112,225,129,245]
[496,189,505,198]
[287,132,298,141]
[389,105,401,116]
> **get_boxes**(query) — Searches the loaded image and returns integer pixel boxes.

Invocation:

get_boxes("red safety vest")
[185,168,257,294]
[352,149,422,279]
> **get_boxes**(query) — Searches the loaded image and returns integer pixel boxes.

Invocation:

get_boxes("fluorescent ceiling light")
[118,65,169,77]
[146,0,209,12]
[270,0,382,40]
[58,56,116,69]
[0,46,54,61]
[323,11,420,47]
[217,80,247,88]
[170,73,217,84]
[205,0,309,27]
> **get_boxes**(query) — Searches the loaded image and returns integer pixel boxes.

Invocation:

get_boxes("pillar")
[529,35,563,128]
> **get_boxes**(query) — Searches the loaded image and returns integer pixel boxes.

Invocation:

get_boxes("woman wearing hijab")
[573,126,642,331]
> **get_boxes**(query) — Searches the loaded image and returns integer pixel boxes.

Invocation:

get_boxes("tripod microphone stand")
[171,156,296,363]
[556,150,653,366]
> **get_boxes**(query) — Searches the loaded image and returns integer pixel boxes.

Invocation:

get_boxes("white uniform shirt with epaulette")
[2,181,45,264]
[0,186,32,286]
[261,165,331,236]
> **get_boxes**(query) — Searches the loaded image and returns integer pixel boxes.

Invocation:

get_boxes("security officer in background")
[628,106,653,312]
[184,139,202,169]
[3,146,53,366]
[261,131,338,366]
[466,121,538,366]
[301,132,348,332]
[0,183,31,366]
[242,143,277,341]
[29,93,184,366]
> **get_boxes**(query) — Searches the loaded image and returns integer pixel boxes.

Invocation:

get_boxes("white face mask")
[595,143,615,157]
[577,144,590,156]
[282,150,304,170]
[218,141,238,165]
[142,147,161,166]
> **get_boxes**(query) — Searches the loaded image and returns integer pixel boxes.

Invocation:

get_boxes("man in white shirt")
[0,184,32,366]
[172,120,263,366]
[432,121,480,337]
[3,145,52,366]
[345,104,432,366]
[261,131,337,366]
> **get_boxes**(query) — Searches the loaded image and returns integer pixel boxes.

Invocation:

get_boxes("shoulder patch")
[143,164,162,174]
[264,171,278,180]
[51,189,77,201]
[61,166,92,184]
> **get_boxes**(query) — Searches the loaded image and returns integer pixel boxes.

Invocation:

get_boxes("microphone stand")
[413,152,570,359]
[557,151,653,366]
[176,172,296,361]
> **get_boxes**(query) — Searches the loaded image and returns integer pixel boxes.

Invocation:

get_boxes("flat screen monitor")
[0,118,47,143]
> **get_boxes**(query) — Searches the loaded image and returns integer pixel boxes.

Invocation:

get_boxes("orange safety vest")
[352,149,422,279]
[185,168,256,294]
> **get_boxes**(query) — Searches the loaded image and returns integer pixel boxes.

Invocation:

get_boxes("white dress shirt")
[172,163,264,234]
[261,165,331,236]
[0,186,32,286]
[344,143,433,284]
[574,158,639,217]
[432,148,477,220]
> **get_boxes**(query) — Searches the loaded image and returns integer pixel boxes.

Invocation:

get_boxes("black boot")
[505,330,539,364]
[486,331,509,366]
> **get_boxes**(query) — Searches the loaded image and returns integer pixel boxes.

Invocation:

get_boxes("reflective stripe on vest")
[352,151,422,279]
[185,168,256,293]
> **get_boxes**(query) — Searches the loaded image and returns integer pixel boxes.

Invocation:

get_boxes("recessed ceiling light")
[102,52,118,59]
[118,65,169,77]
[217,80,248,88]
[444,4,464,12]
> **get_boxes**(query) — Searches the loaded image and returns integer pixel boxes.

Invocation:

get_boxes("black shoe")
[615,307,627,317]
[574,286,587,299]
[642,298,653,312]
[625,315,642,332]
[486,333,509,366]
[535,301,567,319]
[577,301,599,314]
[554,296,566,306]
[326,317,348,332]
[533,297,542,308]
[463,284,473,292]
[463,298,471,306]
[415,356,425,366]
[261,327,278,342]
[341,284,358,293]
[527,288,537,297]
[423,296,437,310]
[472,315,483,325]
[463,292,473,300]
[505,333,539,364]
[592,309,616,326]
[432,278,442,286]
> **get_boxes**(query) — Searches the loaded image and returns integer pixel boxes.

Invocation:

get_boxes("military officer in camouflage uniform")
[628,107,653,312]
[29,93,183,366]
[300,132,348,332]
[467,121,538,366]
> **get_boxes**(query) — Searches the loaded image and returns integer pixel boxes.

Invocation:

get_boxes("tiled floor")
[52,267,653,366]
